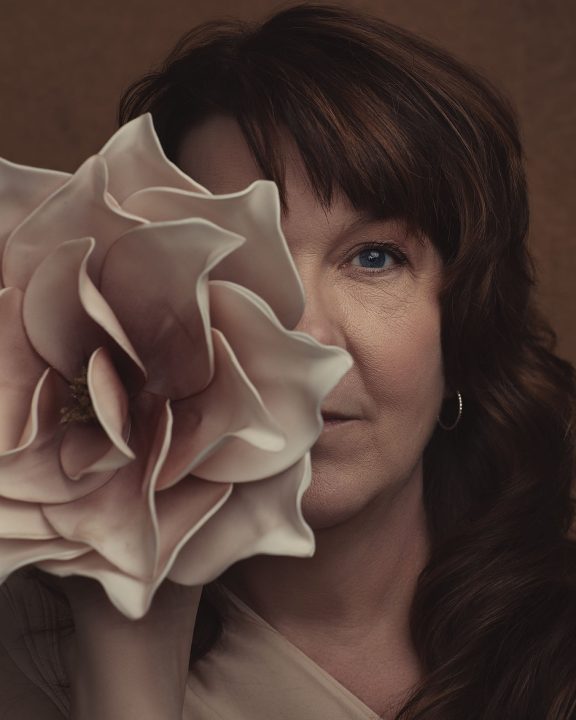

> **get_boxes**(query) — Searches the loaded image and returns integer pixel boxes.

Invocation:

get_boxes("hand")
[57,574,202,720]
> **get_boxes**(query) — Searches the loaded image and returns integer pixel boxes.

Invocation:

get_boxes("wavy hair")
[116,4,576,718]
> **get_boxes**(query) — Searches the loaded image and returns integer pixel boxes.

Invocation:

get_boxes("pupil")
[360,249,386,268]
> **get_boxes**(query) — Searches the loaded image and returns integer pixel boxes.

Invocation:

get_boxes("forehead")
[178,115,267,194]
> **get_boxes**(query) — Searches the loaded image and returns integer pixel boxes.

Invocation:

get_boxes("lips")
[321,412,354,421]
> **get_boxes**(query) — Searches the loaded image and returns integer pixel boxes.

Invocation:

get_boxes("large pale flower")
[0,115,353,618]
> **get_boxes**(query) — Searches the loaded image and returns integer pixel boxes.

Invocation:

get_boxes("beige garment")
[0,571,381,720]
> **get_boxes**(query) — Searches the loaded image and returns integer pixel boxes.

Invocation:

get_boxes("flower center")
[59,365,97,424]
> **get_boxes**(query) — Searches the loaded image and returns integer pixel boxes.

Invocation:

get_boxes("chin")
[301,456,421,531]
[300,474,370,530]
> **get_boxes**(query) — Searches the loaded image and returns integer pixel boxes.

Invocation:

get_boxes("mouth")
[320,413,357,431]
[321,412,354,422]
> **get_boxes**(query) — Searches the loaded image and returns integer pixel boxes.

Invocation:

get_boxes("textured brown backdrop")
[1,0,574,365]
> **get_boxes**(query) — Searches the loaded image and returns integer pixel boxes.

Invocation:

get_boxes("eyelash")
[345,242,409,275]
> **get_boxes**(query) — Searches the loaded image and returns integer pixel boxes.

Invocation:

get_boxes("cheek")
[302,293,444,529]
[359,301,444,423]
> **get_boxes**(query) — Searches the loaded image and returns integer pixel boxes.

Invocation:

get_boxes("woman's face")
[178,116,446,530]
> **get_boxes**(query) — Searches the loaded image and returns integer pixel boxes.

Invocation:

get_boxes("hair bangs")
[213,44,439,250]
[234,73,432,249]
[122,16,445,253]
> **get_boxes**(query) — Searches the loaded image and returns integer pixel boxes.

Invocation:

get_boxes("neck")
[219,463,430,644]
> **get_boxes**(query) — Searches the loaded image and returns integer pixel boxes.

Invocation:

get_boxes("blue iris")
[356,248,389,269]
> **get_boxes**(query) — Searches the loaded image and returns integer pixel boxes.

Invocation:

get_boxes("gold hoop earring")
[437,391,463,431]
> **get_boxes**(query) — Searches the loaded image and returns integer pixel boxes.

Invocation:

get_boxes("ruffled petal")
[189,281,353,481]
[99,219,244,399]
[122,181,305,329]
[98,114,209,203]
[36,551,156,620]
[78,241,146,390]
[0,498,58,539]
[0,368,115,503]
[36,464,311,618]
[0,158,69,287]
[0,288,46,453]
[156,328,285,490]
[22,236,146,388]
[2,155,140,290]
[43,392,164,580]
[153,477,232,579]
[86,346,134,464]
[22,237,100,380]
[168,454,315,586]
[60,422,124,480]
[0,538,89,582]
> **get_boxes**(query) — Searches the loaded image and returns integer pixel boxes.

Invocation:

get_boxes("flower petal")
[60,423,121,480]
[168,454,315,586]
[122,181,305,329]
[0,368,116,503]
[2,155,140,290]
[153,477,232,579]
[0,288,46,453]
[0,498,58,539]
[22,236,146,387]
[156,328,285,490]
[43,392,164,580]
[37,460,313,618]
[98,114,209,202]
[99,219,245,399]
[36,551,157,620]
[0,158,69,287]
[87,346,134,464]
[189,281,353,481]
[0,538,89,582]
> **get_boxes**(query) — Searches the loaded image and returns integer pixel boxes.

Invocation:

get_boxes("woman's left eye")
[346,242,409,274]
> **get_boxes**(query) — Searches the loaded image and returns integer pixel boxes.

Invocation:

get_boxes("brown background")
[1,0,574,365]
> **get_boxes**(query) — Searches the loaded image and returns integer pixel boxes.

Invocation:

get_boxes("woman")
[1,3,575,719]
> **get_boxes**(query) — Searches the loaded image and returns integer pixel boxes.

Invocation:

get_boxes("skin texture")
[56,577,202,720]
[178,116,448,717]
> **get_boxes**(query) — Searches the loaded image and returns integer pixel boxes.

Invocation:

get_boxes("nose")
[292,271,341,349]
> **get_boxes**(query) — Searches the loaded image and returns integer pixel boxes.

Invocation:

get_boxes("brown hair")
[118,4,576,718]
